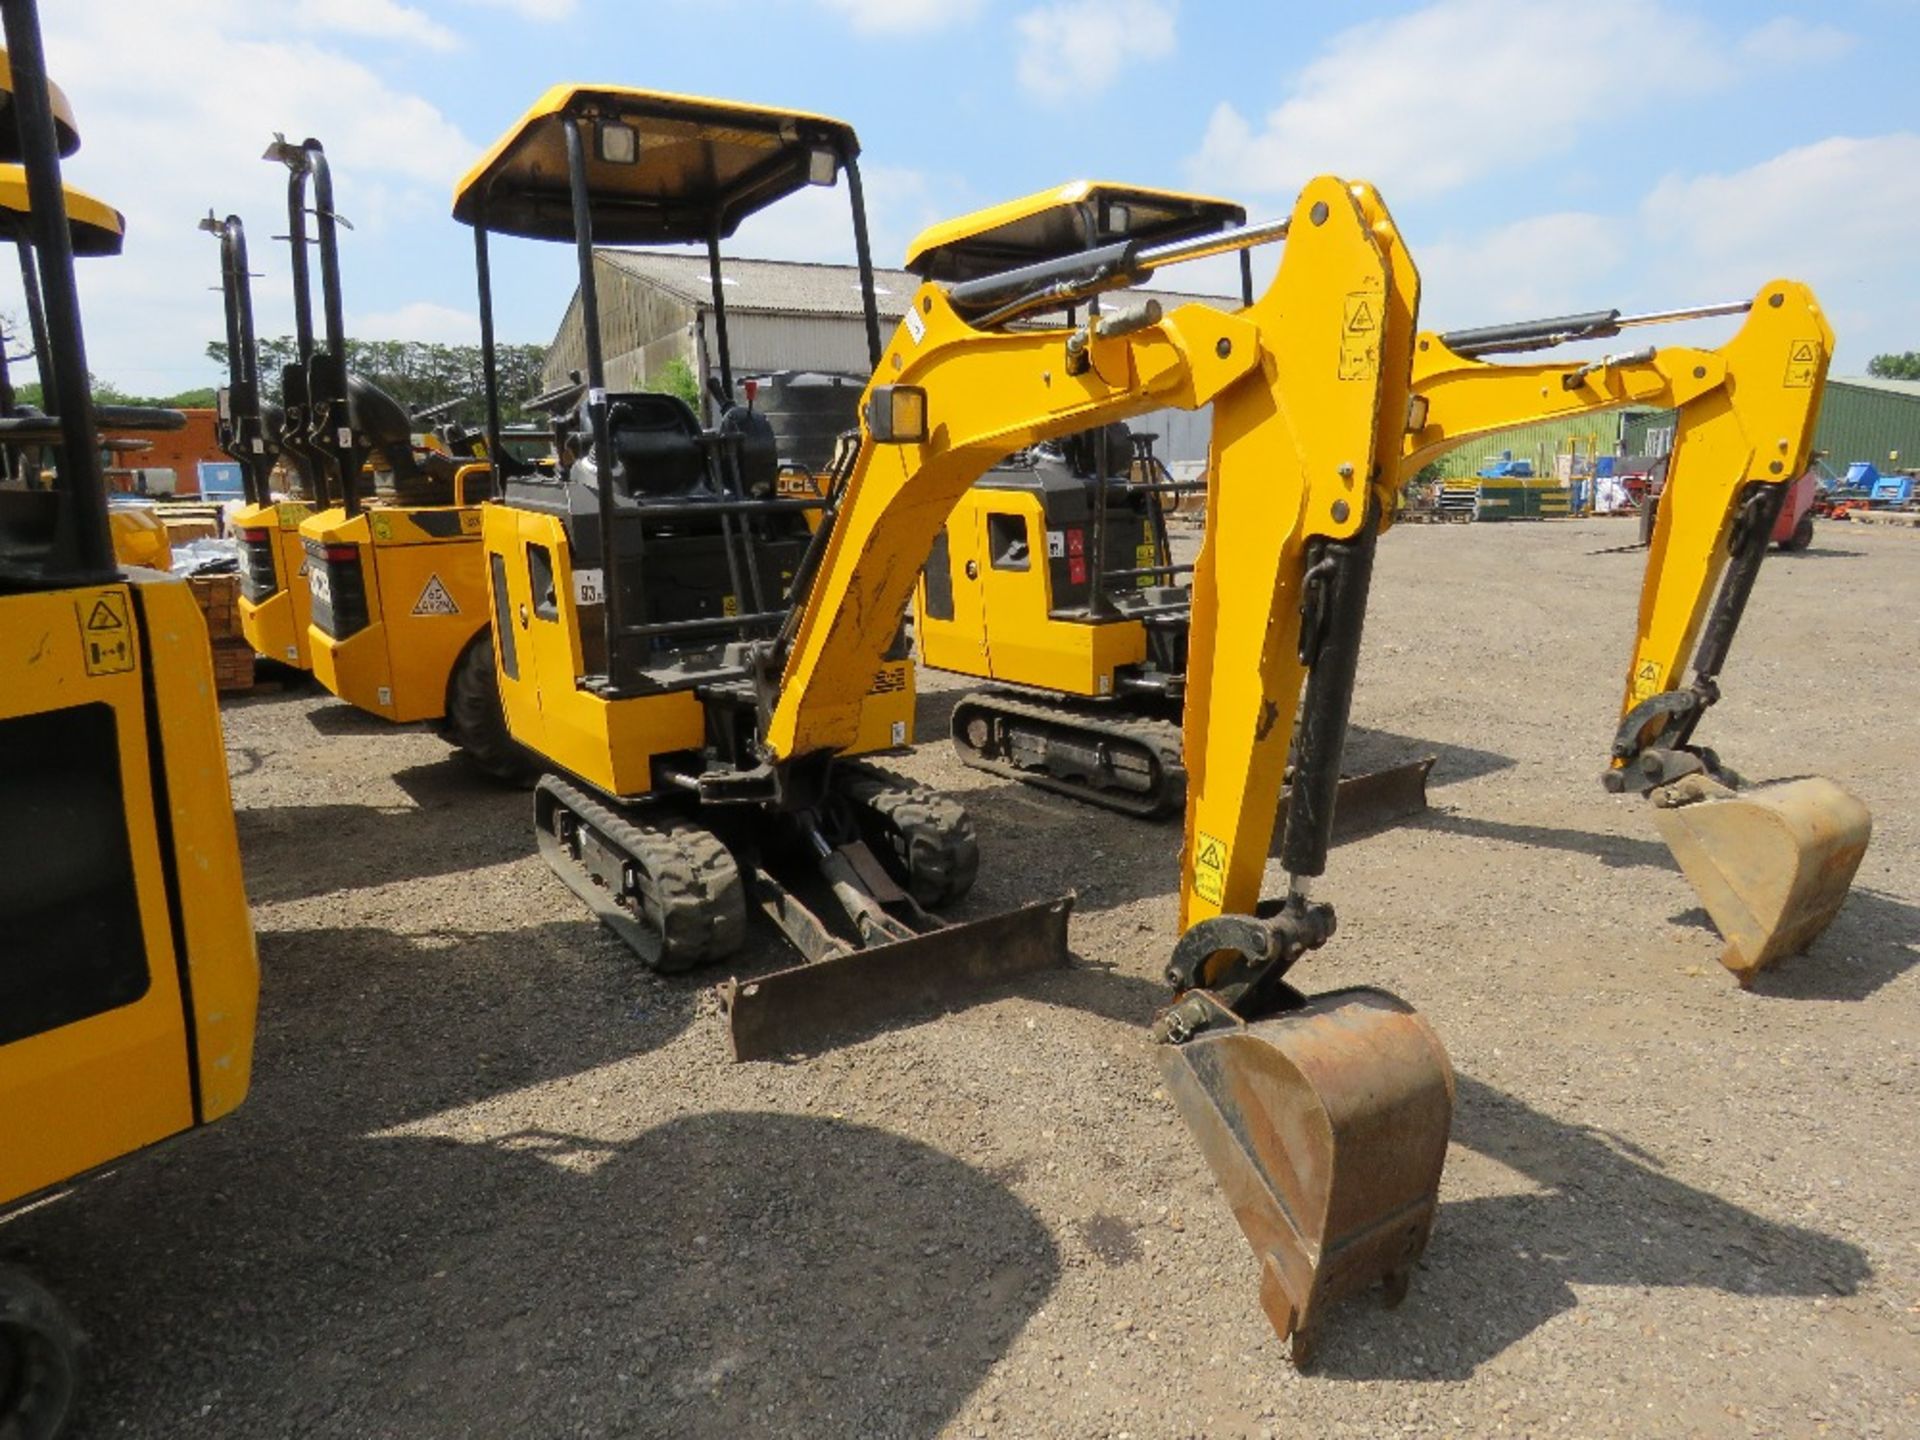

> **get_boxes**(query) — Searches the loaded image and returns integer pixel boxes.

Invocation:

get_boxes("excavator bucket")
[721,895,1074,1061]
[1157,987,1453,1365]
[1652,776,1872,984]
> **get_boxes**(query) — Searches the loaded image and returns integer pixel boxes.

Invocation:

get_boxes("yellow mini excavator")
[1402,288,1869,982]
[903,182,1433,829]
[203,206,316,665]
[459,88,1448,1352]
[0,161,189,575]
[259,135,528,779]
[221,140,346,674]
[452,87,1060,1052]
[0,6,259,1434]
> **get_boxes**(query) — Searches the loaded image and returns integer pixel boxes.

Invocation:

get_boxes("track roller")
[834,761,979,908]
[534,774,745,971]
[950,692,1186,819]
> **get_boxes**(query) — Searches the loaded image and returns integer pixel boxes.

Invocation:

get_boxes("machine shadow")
[235,768,531,904]
[8,902,1056,1436]
[1769,545,1866,561]
[1414,809,1674,870]
[1669,887,1920,1003]
[1342,728,1515,789]
[31,1111,1055,1438]
[300,700,436,737]
[1309,1073,1870,1381]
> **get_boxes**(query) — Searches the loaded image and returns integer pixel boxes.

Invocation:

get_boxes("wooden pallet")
[210,636,256,694]
[189,573,242,641]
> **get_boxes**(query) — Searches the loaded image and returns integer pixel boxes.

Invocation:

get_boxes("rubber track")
[949,691,1187,820]
[836,762,980,909]
[536,775,745,972]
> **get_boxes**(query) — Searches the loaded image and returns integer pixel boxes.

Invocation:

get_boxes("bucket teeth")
[1652,775,1872,983]
[1156,986,1453,1361]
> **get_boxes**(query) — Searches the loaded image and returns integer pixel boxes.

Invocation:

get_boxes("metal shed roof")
[593,248,1236,323]
[597,250,916,319]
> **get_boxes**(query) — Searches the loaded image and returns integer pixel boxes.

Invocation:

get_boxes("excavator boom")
[773,177,1456,1358]
[1403,282,1869,981]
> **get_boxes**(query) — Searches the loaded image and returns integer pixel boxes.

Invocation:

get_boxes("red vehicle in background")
[1638,456,1818,550]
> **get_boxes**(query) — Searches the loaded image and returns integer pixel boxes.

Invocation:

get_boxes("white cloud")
[1014,0,1177,102]
[1401,134,1920,371]
[1418,212,1625,331]
[457,0,578,18]
[349,301,480,344]
[295,0,458,51]
[1738,16,1855,67]
[722,164,962,270]
[0,0,482,392]
[1188,0,1848,200]
[816,0,985,35]
[1636,133,1920,367]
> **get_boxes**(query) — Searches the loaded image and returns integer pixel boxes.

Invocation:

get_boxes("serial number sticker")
[891,720,907,746]
[903,306,926,345]
[1192,830,1228,907]
[1046,529,1066,558]
[460,509,483,534]
[572,568,605,606]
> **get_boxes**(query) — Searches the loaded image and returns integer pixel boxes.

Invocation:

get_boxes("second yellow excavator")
[1403,286,1870,982]
[903,181,1432,831]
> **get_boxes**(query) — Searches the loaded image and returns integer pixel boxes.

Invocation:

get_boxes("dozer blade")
[1275,756,1436,846]
[721,895,1074,1061]
[1157,986,1453,1365]
[1652,775,1872,984]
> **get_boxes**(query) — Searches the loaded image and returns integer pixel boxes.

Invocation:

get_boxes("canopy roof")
[0,51,80,161]
[0,164,123,255]
[453,84,860,245]
[904,181,1245,283]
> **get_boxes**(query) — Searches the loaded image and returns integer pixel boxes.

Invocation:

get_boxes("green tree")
[1867,351,1920,380]
[204,336,550,425]
[643,357,700,410]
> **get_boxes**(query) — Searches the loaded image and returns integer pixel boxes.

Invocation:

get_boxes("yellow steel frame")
[1,574,256,1206]
[1400,281,1832,757]
[766,177,1416,929]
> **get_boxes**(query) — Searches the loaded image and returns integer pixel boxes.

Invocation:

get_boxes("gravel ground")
[8,516,1918,1438]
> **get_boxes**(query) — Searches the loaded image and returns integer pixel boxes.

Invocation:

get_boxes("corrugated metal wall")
[1813,382,1920,467]
[1416,414,1632,479]
[1617,381,1920,470]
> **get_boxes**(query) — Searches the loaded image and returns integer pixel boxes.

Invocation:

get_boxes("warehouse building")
[539,252,1236,465]
[1623,375,1920,471]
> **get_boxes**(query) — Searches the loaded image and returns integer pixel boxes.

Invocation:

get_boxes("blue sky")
[16,0,1920,392]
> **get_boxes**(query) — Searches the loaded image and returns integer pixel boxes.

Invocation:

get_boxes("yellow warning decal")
[76,589,135,676]
[1339,289,1382,381]
[1193,830,1228,906]
[275,502,309,527]
[1783,339,1818,389]
[412,574,461,617]
[1629,657,1662,703]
